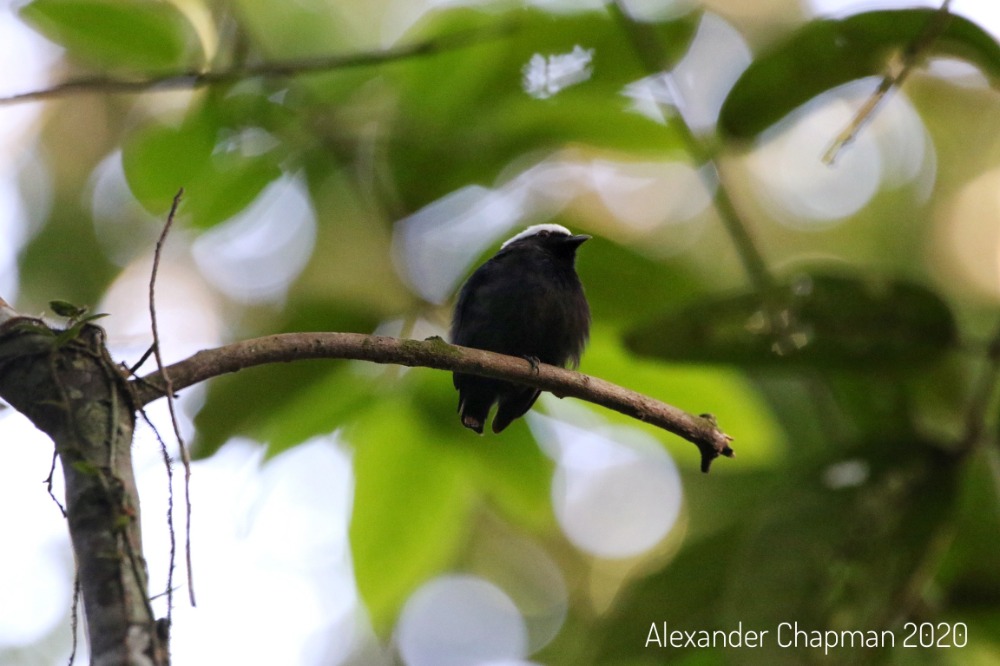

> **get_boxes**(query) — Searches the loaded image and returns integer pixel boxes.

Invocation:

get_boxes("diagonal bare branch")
[823,0,954,164]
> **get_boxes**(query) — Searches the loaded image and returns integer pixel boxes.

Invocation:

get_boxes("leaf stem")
[608,0,775,293]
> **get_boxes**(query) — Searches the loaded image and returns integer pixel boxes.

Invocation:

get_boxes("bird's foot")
[522,355,541,373]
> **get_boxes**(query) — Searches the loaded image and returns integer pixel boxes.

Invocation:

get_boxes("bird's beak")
[563,234,590,247]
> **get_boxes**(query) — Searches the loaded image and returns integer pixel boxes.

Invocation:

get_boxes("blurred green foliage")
[719,9,1000,139]
[21,0,204,72]
[625,272,958,369]
[9,0,1000,663]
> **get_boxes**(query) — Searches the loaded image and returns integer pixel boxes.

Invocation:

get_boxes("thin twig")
[129,343,156,375]
[823,0,954,164]
[149,586,181,602]
[44,449,67,517]
[133,333,736,472]
[0,25,511,106]
[139,406,176,623]
[120,359,177,616]
[149,189,196,607]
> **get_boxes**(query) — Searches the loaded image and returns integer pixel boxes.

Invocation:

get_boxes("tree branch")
[0,25,510,106]
[133,332,735,472]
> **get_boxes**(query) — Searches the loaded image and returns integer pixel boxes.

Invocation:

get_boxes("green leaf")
[719,9,1000,139]
[80,313,110,324]
[49,299,86,318]
[190,299,382,458]
[387,6,699,208]
[122,109,216,216]
[229,0,351,58]
[54,321,88,346]
[122,98,283,228]
[936,449,1000,601]
[348,398,474,635]
[186,148,284,230]
[193,363,383,459]
[585,325,787,469]
[624,272,957,370]
[407,368,556,529]
[192,364,346,459]
[20,0,203,72]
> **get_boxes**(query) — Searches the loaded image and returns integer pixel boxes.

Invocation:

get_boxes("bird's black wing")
[450,255,524,354]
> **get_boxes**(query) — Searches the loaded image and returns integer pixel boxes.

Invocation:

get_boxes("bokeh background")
[2,0,1000,664]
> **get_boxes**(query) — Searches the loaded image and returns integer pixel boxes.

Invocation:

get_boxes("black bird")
[451,224,590,433]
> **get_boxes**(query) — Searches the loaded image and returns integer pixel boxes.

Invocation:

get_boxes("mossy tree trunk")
[0,315,166,666]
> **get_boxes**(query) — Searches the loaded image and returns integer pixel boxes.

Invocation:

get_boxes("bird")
[451,223,590,434]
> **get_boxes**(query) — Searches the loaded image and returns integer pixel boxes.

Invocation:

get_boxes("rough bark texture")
[0,316,166,666]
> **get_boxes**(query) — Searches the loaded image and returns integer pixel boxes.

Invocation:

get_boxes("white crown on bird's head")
[500,224,574,249]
